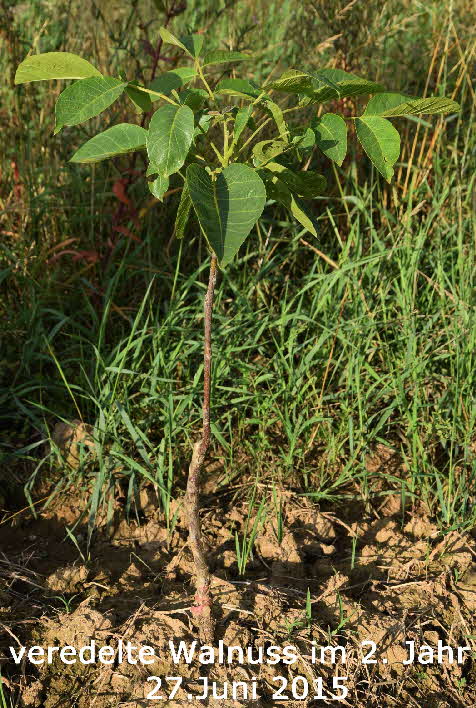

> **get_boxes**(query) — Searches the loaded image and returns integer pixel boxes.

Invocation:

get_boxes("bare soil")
[2,452,476,707]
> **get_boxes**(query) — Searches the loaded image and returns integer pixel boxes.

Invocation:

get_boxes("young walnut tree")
[16,30,459,643]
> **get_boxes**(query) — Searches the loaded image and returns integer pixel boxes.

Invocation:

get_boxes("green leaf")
[159,27,188,53]
[159,28,203,57]
[215,78,260,99]
[174,183,192,239]
[70,123,147,163]
[261,99,288,142]
[312,113,347,166]
[232,105,253,147]
[194,113,213,138]
[355,116,400,182]
[292,127,315,151]
[55,77,127,133]
[147,104,194,178]
[264,163,326,198]
[268,69,313,94]
[148,174,169,201]
[179,88,208,110]
[181,34,204,58]
[202,50,249,66]
[149,67,197,100]
[363,92,460,117]
[126,82,153,113]
[146,163,158,177]
[252,139,287,166]
[309,68,385,103]
[269,68,384,103]
[267,177,318,236]
[187,163,266,267]
[15,51,101,84]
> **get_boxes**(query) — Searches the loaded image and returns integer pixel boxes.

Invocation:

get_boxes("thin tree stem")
[185,253,218,644]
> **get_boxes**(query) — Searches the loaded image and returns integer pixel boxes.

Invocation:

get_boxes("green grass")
[1,0,475,537]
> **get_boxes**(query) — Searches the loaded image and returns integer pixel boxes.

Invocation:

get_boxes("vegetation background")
[0,0,475,703]
[1,0,474,531]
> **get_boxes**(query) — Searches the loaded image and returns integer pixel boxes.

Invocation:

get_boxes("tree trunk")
[185,253,217,644]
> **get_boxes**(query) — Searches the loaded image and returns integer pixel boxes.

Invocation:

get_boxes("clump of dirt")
[51,420,95,470]
[1,472,476,707]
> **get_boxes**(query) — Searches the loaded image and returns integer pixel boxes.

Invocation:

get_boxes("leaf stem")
[195,60,215,101]
[131,83,178,106]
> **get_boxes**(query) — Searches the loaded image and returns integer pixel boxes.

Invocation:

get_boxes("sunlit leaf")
[159,27,188,53]
[15,51,101,84]
[187,163,266,266]
[309,68,384,103]
[268,69,313,94]
[261,99,288,142]
[215,78,260,99]
[364,92,460,117]
[70,123,147,163]
[159,28,203,58]
[252,139,287,166]
[55,77,127,133]
[269,67,384,103]
[202,50,249,66]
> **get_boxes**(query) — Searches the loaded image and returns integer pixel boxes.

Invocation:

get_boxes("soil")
[1,448,476,707]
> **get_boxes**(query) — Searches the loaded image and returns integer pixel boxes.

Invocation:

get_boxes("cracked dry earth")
[2,455,476,706]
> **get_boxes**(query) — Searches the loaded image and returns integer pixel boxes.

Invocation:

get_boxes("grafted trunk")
[185,253,217,644]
